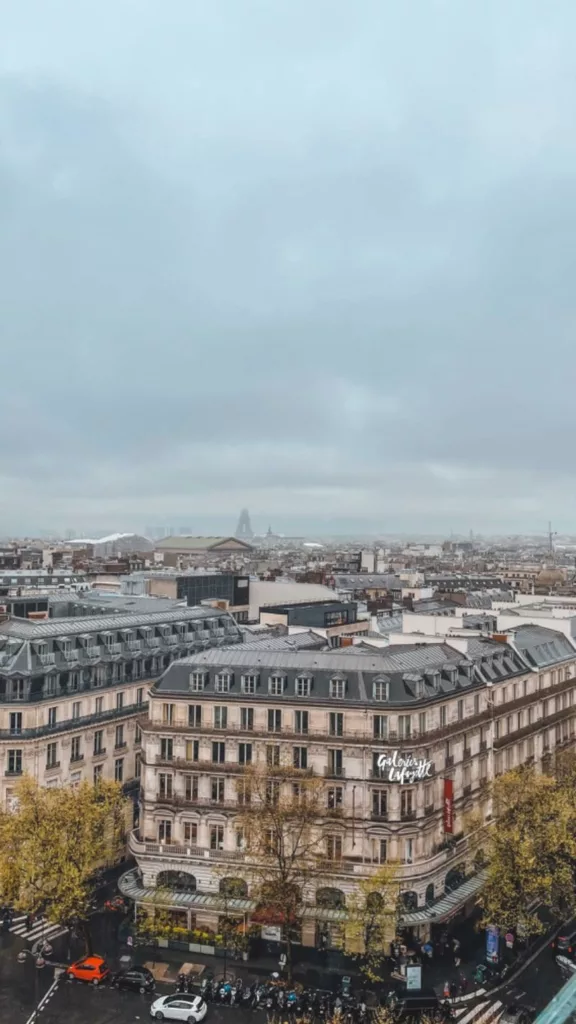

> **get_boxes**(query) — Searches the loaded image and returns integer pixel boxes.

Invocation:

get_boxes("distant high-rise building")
[235,508,253,540]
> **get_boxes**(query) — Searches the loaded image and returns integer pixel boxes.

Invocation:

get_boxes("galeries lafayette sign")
[377,751,434,784]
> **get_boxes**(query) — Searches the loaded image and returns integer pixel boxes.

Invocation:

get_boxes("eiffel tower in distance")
[235,508,254,540]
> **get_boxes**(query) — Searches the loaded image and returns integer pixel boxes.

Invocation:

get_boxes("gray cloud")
[1,0,576,535]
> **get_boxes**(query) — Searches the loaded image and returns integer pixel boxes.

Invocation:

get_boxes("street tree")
[345,863,400,982]
[235,758,330,983]
[211,871,251,977]
[479,764,576,935]
[0,776,127,950]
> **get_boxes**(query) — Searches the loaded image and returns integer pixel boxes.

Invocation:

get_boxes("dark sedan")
[112,965,155,994]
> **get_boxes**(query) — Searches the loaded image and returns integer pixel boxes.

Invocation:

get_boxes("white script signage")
[377,751,433,784]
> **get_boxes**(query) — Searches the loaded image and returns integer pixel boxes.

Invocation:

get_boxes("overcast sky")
[1,0,576,538]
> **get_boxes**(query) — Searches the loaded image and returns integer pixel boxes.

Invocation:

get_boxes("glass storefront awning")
[400,870,488,926]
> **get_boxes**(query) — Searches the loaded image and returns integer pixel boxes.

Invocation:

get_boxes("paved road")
[448,943,569,1024]
[0,951,54,1022]
[1,907,570,1024]
[36,980,264,1024]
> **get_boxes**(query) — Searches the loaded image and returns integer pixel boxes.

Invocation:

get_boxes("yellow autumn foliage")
[0,776,126,947]
[480,761,576,934]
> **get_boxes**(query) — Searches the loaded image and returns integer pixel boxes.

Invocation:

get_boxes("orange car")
[67,955,110,985]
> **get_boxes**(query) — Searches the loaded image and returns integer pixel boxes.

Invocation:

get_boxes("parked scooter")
[200,976,211,1000]
[218,980,233,1004]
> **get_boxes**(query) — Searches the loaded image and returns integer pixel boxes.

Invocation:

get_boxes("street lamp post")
[17,948,46,969]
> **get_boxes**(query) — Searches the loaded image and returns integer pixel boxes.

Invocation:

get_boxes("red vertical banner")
[443,778,454,834]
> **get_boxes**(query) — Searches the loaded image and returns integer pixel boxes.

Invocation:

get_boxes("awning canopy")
[120,868,486,927]
[400,870,488,926]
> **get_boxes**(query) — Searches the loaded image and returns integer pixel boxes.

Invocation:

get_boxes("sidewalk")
[45,908,551,1006]
[48,911,482,999]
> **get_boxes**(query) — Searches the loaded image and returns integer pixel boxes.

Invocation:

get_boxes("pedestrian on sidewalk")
[443,981,451,1000]
[459,973,469,996]
[449,981,458,1002]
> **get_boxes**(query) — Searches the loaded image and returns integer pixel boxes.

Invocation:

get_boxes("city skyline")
[0,514,573,545]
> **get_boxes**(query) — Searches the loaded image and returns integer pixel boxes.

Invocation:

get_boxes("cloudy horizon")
[2,0,576,537]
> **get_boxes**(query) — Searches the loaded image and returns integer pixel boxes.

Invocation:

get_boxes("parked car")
[112,965,155,994]
[552,926,576,960]
[150,994,208,1022]
[67,955,110,985]
[500,1005,532,1024]
[556,955,576,980]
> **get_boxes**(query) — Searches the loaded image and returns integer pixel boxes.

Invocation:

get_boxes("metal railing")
[0,701,147,741]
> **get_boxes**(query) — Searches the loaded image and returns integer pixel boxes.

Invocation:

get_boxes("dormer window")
[373,678,390,702]
[190,671,207,692]
[404,673,423,699]
[330,677,346,699]
[295,676,312,698]
[268,675,286,696]
[241,673,259,694]
[426,670,440,692]
[215,672,232,693]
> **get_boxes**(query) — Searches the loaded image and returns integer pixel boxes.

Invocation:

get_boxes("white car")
[150,994,207,1023]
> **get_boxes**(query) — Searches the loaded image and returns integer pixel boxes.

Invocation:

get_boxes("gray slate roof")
[509,625,576,667]
[155,536,253,551]
[0,606,216,639]
[464,589,514,609]
[50,592,186,616]
[233,630,328,652]
[333,574,402,590]
[152,641,528,706]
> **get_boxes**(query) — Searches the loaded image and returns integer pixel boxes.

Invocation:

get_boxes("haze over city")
[2,1,576,536]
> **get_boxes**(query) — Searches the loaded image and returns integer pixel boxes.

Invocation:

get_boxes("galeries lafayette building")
[127,625,576,943]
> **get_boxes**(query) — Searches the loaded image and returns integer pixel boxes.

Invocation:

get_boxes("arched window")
[366,891,383,913]
[445,865,466,893]
[219,877,248,898]
[400,890,418,911]
[316,887,346,909]
[156,870,197,893]
[425,883,435,906]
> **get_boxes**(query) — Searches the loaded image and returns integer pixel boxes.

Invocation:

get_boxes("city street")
[448,942,569,1024]
[20,975,267,1024]
[0,905,570,1024]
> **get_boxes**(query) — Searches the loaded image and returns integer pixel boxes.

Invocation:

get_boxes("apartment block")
[127,626,576,946]
[0,607,242,806]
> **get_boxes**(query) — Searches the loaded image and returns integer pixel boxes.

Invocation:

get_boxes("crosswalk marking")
[453,999,504,1024]
[8,917,68,943]
[457,1000,490,1023]
[455,999,500,1024]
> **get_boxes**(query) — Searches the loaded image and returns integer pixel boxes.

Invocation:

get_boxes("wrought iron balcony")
[0,702,147,741]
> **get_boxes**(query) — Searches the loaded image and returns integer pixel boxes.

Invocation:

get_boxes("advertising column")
[486,925,500,963]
